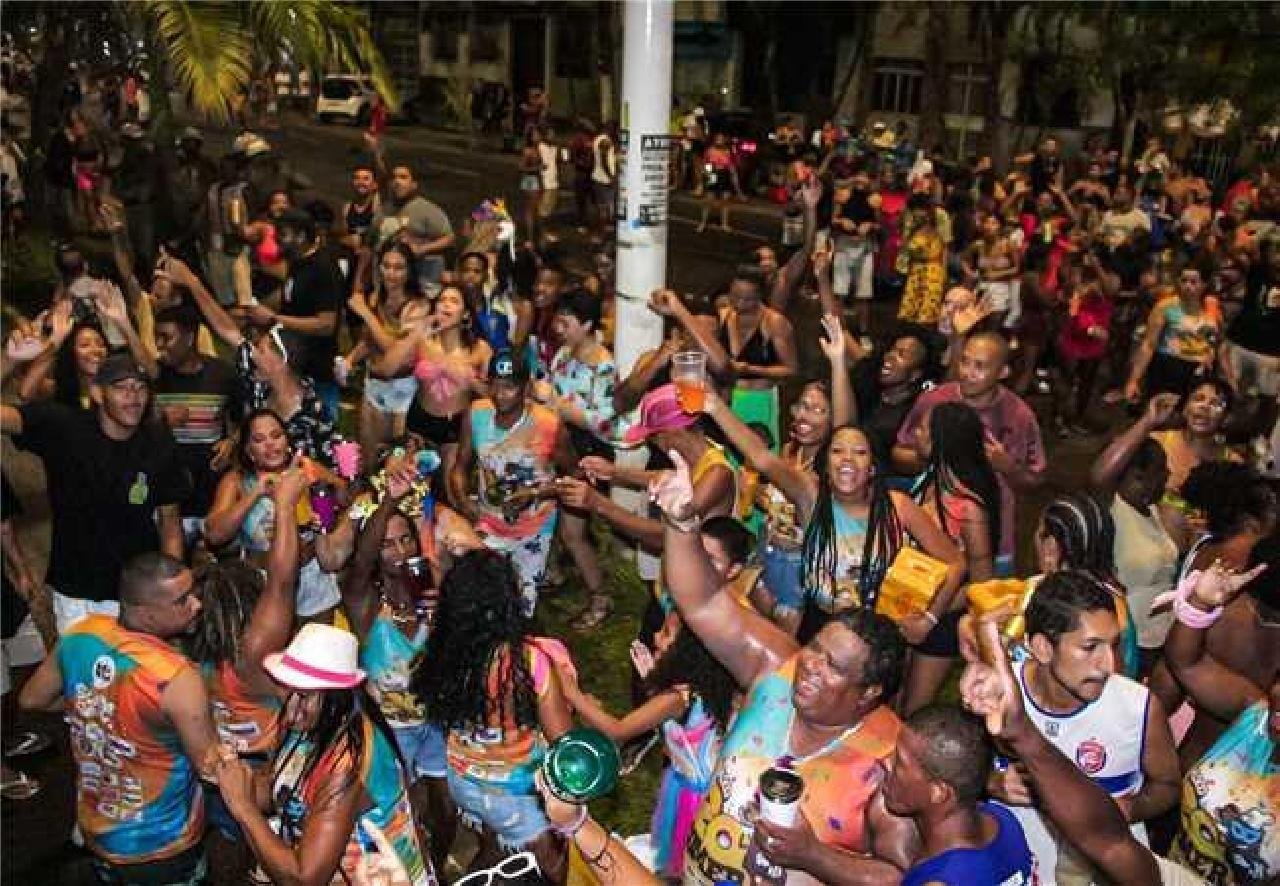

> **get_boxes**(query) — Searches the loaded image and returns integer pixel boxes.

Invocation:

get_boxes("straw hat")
[263,623,366,690]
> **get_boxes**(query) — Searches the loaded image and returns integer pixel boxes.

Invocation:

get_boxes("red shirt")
[1058,290,1114,361]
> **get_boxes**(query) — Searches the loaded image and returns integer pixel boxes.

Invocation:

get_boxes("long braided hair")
[1039,490,1116,582]
[270,685,403,870]
[412,550,538,732]
[184,560,265,667]
[916,402,1001,558]
[800,426,904,612]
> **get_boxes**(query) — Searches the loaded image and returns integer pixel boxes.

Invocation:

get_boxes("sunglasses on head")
[453,851,541,886]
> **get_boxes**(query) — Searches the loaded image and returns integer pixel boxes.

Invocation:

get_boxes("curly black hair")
[1181,461,1276,539]
[412,550,538,732]
[53,320,107,409]
[644,620,738,732]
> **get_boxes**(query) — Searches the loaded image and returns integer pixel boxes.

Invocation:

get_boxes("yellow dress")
[897,229,946,324]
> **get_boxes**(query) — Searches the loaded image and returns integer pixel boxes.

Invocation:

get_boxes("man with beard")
[988,571,1180,883]
[1,354,190,633]
[19,553,221,883]
[338,157,380,291]
[365,162,454,293]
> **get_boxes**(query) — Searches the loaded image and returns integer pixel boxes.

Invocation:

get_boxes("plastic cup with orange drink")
[672,351,708,413]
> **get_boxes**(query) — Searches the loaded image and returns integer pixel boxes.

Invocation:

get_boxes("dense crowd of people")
[0,68,1278,886]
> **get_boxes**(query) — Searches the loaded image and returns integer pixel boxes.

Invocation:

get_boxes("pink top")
[413,358,472,402]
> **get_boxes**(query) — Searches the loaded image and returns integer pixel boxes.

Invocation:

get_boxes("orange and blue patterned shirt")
[58,615,205,864]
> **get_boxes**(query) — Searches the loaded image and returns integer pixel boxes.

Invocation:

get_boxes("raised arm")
[651,452,797,689]
[702,390,818,517]
[613,343,674,415]
[165,255,245,349]
[204,470,263,549]
[820,313,856,427]
[94,280,158,378]
[1163,564,1268,722]
[344,491,405,638]
[237,459,305,696]
[16,301,72,403]
[1089,393,1177,498]
[648,289,732,381]
[769,228,816,312]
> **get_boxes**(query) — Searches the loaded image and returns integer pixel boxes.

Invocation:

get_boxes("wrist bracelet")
[1151,570,1223,630]
[662,511,702,534]
[554,805,589,839]
[581,826,611,866]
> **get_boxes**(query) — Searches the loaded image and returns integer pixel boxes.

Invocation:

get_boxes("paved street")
[2,115,1122,885]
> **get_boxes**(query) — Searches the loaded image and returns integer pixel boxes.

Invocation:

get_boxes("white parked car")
[316,75,376,125]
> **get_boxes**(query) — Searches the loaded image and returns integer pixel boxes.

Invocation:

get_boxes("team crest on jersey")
[1075,738,1107,775]
[92,655,116,689]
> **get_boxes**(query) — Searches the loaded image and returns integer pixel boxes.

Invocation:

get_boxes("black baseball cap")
[94,353,150,386]
[489,349,530,384]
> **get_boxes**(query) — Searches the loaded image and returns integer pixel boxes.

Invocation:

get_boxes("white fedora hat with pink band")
[263,623,366,690]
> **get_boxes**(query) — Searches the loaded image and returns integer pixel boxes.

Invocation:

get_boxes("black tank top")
[719,315,780,367]
[345,200,376,237]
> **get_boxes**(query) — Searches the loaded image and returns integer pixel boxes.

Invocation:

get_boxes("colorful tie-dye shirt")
[683,656,901,885]
[270,716,434,885]
[58,615,205,864]
[1171,701,1279,885]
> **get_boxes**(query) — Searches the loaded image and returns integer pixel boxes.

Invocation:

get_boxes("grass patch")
[531,526,663,837]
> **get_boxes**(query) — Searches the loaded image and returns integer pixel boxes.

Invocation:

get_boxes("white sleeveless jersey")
[1001,659,1151,885]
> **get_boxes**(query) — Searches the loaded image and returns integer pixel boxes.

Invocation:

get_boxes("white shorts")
[1,615,46,695]
[833,240,875,300]
[364,375,419,415]
[52,590,120,635]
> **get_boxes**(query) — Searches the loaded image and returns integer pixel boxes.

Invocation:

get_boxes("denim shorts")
[364,375,419,415]
[393,722,448,780]
[446,769,551,850]
[760,540,805,615]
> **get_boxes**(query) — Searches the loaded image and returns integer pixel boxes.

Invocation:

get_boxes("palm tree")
[132,0,397,132]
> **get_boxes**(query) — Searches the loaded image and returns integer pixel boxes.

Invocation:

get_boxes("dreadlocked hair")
[918,403,1001,557]
[1040,490,1116,582]
[184,560,266,667]
[643,619,738,732]
[271,686,403,838]
[801,426,904,612]
[412,550,538,732]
